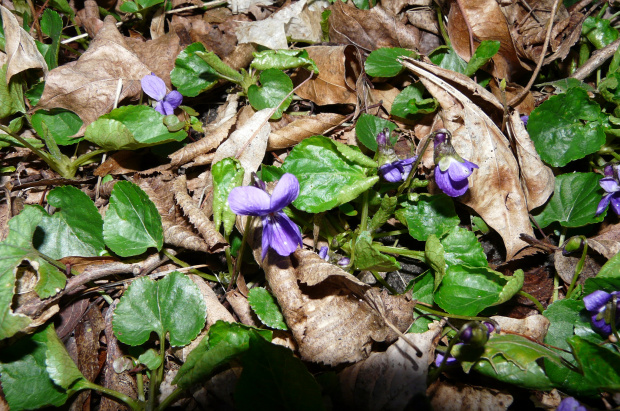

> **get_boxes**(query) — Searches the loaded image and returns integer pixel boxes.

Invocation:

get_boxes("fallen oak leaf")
[36,16,151,136]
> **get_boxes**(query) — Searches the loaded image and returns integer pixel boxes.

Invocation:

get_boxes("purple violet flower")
[556,397,587,411]
[520,115,529,127]
[596,166,620,216]
[378,157,418,183]
[228,173,303,260]
[318,246,329,261]
[141,73,183,116]
[433,129,479,197]
[583,290,620,336]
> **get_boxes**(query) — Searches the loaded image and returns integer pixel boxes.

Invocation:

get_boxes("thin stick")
[571,38,620,81]
[165,0,227,14]
[508,0,561,107]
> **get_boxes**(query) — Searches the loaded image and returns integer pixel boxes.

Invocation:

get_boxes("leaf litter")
[1,0,619,410]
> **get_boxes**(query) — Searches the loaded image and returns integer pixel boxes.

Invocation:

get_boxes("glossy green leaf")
[31,109,83,146]
[354,231,400,272]
[113,271,206,346]
[429,45,467,74]
[235,333,325,411]
[119,1,139,12]
[464,40,500,77]
[390,83,438,118]
[173,321,272,389]
[528,88,606,167]
[425,234,445,290]
[34,185,105,259]
[584,252,620,294]
[367,195,397,232]
[136,0,164,8]
[84,118,140,150]
[407,271,434,333]
[212,158,245,236]
[569,335,620,392]
[49,0,75,16]
[25,80,44,106]
[355,113,397,151]
[543,299,602,396]
[364,47,416,77]
[103,181,163,257]
[40,9,62,69]
[599,72,620,106]
[441,226,487,268]
[0,206,67,339]
[247,69,293,120]
[333,139,378,168]
[281,136,379,212]
[101,105,186,145]
[583,16,619,49]
[533,172,604,228]
[170,42,219,97]
[0,327,69,410]
[395,194,459,241]
[0,64,26,119]
[248,287,288,330]
[468,351,554,390]
[435,266,522,316]
[138,348,162,370]
[251,49,318,74]
[42,324,86,390]
[537,78,595,94]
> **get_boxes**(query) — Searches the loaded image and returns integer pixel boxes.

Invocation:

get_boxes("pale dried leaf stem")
[571,38,620,81]
[165,0,228,15]
[173,174,227,251]
[508,0,561,107]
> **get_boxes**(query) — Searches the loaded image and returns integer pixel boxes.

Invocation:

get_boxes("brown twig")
[508,0,561,107]
[570,38,620,81]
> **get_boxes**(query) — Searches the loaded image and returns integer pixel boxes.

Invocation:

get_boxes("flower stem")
[224,234,235,282]
[156,386,186,411]
[565,240,588,299]
[360,191,369,233]
[162,249,218,282]
[370,271,398,294]
[78,380,142,410]
[229,216,253,291]
[373,245,426,262]
[397,128,434,195]
[518,291,545,314]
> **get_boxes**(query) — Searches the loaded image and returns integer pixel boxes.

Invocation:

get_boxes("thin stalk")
[161,249,218,282]
[611,295,620,343]
[224,235,235,281]
[415,304,495,322]
[359,191,369,233]
[157,386,186,410]
[370,271,398,294]
[397,132,434,195]
[374,244,426,262]
[228,216,253,291]
[72,149,108,168]
[518,291,545,314]
[147,336,166,410]
[553,273,560,303]
[136,373,145,402]
[565,241,588,299]
[373,229,409,239]
[0,125,59,172]
[79,381,142,410]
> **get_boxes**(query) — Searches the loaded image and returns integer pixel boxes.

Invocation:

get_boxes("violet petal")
[556,397,586,411]
[269,173,300,213]
[379,163,403,182]
[160,101,175,116]
[447,160,477,182]
[164,90,183,109]
[228,186,271,216]
[591,312,612,335]
[610,193,620,216]
[583,290,611,311]
[261,216,273,260]
[600,177,620,193]
[435,166,469,197]
[141,74,166,101]
[264,212,302,257]
[154,101,166,116]
[596,193,612,216]
[318,246,328,260]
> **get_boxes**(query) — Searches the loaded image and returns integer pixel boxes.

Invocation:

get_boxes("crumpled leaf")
[589,223,620,260]
[267,112,346,150]
[428,380,513,411]
[36,16,151,136]
[403,58,534,260]
[339,323,441,411]
[235,0,328,50]
[212,108,271,185]
[1,6,48,83]
[0,206,66,340]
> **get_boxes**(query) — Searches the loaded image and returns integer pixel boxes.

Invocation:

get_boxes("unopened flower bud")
[459,321,490,347]
[562,236,585,255]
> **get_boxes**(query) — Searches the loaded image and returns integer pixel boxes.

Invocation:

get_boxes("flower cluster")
[583,290,620,336]
[596,164,620,216]
[141,73,183,116]
[228,173,303,260]
[433,129,478,197]
[375,128,418,183]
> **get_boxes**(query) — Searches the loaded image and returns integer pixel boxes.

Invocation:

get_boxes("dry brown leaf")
[36,16,151,136]
[507,110,554,211]
[447,0,523,80]
[169,115,237,168]
[226,289,260,327]
[212,108,271,185]
[75,0,103,38]
[404,58,533,260]
[490,314,550,343]
[94,150,144,176]
[291,45,361,106]
[554,249,601,287]
[328,1,421,52]
[588,223,620,260]
[125,31,183,87]
[267,113,347,150]
[1,5,48,83]
[428,380,513,411]
[406,6,439,35]
[173,175,227,252]
[489,78,535,114]
[338,324,441,411]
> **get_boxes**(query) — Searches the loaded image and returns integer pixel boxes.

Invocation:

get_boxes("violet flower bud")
[433,129,478,197]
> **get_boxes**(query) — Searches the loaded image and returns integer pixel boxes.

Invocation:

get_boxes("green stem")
[397,131,434,195]
[518,291,544,314]
[360,191,369,233]
[374,245,426,262]
[373,229,409,239]
[72,149,108,168]
[162,249,218,282]
[136,373,145,402]
[0,125,59,173]
[224,234,235,282]
[229,216,253,290]
[415,304,495,322]
[79,381,142,410]
[370,271,398,294]
[565,241,588,299]
[147,335,166,410]
[156,387,186,411]
[552,273,559,303]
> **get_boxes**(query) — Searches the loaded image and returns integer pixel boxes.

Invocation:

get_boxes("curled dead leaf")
[267,113,347,150]
[428,380,513,411]
[490,314,550,343]
[589,223,620,260]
